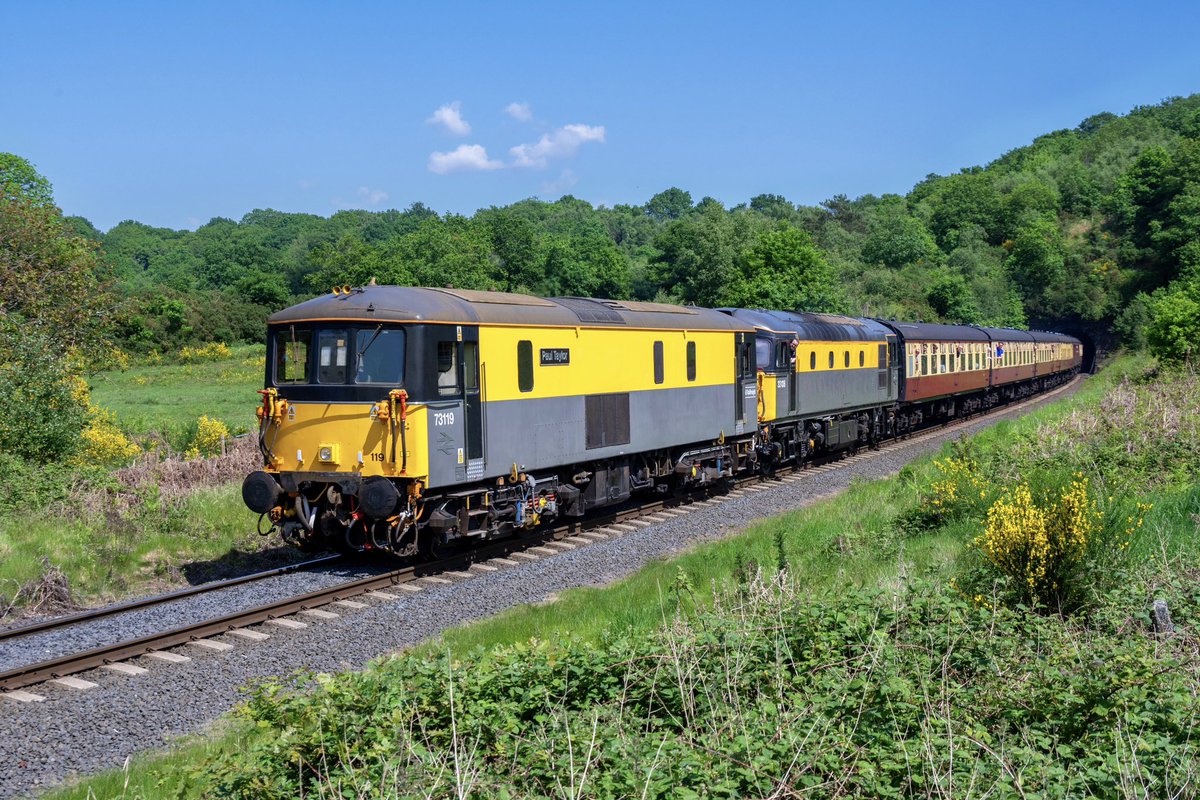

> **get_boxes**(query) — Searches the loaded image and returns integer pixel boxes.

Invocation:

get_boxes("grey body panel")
[795,368,890,416]
[424,399,468,486]
[424,384,735,487]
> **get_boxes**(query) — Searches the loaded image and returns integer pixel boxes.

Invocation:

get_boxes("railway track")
[0,375,1081,701]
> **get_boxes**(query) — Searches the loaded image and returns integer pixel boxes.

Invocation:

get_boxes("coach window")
[828,351,834,369]
[859,349,864,367]
[653,341,664,385]
[517,340,533,393]
[939,353,947,373]
[921,354,928,375]
[810,351,816,371]
[317,329,349,384]
[686,341,696,382]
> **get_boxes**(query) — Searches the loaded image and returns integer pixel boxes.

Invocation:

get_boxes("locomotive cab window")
[354,328,405,385]
[755,338,772,372]
[275,327,311,384]
[317,329,349,384]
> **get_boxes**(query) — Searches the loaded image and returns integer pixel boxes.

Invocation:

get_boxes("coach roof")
[269,286,754,332]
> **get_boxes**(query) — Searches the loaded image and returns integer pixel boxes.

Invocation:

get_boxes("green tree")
[0,153,53,206]
[733,223,842,312]
[1145,282,1200,363]
[1005,217,1065,311]
[926,274,982,323]
[861,203,938,269]
[0,321,88,462]
[645,188,693,221]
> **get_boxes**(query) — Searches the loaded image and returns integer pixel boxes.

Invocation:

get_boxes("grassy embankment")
[0,345,279,613]
[43,358,1200,798]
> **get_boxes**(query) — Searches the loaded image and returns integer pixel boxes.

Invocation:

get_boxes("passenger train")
[241,286,1081,555]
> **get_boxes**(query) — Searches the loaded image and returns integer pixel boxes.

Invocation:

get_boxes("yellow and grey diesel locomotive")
[242,285,1082,555]
[242,286,760,554]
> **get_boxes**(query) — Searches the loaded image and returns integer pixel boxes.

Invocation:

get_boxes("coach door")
[461,328,484,481]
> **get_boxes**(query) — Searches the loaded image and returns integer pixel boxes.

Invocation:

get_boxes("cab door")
[734,332,756,434]
[426,326,468,486]
[462,330,484,481]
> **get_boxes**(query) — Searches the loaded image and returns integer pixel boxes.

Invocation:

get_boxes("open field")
[39,358,1200,798]
[88,345,264,442]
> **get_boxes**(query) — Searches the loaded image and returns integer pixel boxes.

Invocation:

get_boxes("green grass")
[88,344,264,439]
[0,482,300,608]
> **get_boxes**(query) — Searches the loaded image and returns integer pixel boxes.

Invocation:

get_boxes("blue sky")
[4,1,1199,232]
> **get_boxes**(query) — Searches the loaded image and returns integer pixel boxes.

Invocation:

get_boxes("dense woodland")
[3,94,1200,468]
[59,93,1200,359]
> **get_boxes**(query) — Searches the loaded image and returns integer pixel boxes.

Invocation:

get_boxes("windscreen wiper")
[358,325,383,360]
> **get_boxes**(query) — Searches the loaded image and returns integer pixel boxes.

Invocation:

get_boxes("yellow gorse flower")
[975,476,1102,604]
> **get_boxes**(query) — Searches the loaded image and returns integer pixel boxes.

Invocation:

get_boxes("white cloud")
[356,186,389,206]
[428,144,504,174]
[426,101,471,136]
[504,101,532,122]
[540,169,578,195]
[510,124,605,168]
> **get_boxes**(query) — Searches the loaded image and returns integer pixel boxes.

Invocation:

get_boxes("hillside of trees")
[7,93,1200,367]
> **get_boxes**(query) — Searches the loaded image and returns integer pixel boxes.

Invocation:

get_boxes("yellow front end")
[258,392,429,482]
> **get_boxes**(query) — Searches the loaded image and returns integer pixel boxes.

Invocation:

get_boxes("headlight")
[318,444,338,463]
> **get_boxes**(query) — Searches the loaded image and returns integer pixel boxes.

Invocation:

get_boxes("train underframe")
[251,368,1077,557]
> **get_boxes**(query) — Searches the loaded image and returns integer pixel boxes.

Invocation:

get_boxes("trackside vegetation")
[42,359,1200,799]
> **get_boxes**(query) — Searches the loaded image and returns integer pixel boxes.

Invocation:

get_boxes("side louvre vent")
[585,393,631,449]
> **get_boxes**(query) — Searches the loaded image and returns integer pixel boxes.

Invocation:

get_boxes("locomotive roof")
[269,286,754,332]
[719,309,891,342]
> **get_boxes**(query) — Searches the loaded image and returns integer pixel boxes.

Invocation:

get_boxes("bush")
[970,473,1152,613]
[185,415,230,458]
[178,342,232,363]
[76,407,140,465]
[0,322,88,462]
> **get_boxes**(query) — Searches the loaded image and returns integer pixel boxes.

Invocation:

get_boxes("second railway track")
[0,375,1082,701]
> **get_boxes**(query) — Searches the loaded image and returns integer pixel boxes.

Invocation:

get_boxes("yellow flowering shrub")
[76,407,141,465]
[185,414,231,459]
[178,342,232,363]
[917,453,993,526]
[974,474,1107,608]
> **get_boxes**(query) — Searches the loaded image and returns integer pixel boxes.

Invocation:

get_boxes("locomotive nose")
[242,470,283,513]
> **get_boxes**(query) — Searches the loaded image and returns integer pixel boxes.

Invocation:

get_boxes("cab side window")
[437,341,459,396]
